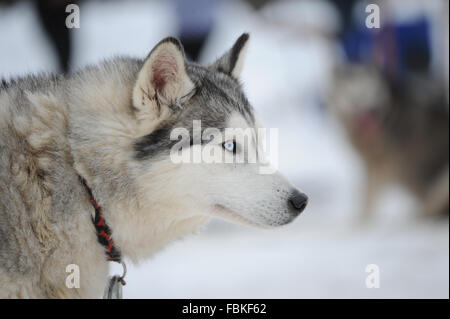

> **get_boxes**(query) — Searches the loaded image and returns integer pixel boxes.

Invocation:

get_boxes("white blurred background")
[0,0,448,298]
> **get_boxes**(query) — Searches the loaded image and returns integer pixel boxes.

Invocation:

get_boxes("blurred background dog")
[328,0,449,220]
[330,65,449,219]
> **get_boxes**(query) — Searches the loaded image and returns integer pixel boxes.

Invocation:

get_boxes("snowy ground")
[0,0,448,298]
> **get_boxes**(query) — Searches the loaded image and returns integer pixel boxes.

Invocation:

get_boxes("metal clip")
[103,261,127,299]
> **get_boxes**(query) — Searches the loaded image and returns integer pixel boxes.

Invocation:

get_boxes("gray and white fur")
[0,34,307,298]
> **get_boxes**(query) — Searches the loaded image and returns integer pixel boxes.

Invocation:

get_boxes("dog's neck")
[106,197,209,263]
[75,169,209,264]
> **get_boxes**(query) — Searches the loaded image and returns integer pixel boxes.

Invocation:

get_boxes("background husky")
[0,33,307,298]
[329,64,449,219]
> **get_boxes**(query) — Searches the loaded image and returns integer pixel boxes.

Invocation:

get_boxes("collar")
[79,176,127,298]
[79,176,122,263]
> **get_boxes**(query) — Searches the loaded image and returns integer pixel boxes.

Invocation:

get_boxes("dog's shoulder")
[0,72,72,277]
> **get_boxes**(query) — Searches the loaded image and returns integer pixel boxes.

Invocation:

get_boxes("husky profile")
[0,34,308,298]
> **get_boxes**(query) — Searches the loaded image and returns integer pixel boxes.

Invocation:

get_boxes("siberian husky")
[0,34,308,298]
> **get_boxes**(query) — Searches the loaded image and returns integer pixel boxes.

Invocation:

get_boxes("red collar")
[79,176,122,263]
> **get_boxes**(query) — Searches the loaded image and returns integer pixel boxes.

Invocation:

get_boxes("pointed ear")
[210,33,249,79]
[132,37,194,122]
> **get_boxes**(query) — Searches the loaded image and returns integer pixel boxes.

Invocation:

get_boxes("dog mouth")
[212,204,272,229]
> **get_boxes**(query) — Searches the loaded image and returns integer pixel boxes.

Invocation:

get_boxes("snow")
[0,0,448,298]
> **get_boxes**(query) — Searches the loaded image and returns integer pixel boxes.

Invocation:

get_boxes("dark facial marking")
[134,62,255,161]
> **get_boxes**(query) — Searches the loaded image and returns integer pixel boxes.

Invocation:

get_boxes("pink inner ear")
[151,48,179,92]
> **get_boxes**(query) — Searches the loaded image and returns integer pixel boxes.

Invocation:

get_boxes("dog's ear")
[210,33,249,79]
[132,37,194,122]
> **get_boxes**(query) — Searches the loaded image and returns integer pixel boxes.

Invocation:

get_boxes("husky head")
[70,34,307,259]
[131,34,307,225]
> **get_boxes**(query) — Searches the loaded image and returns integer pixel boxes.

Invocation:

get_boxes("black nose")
[288,191,308,214]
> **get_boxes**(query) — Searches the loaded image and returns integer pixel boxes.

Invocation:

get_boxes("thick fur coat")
[0,35,306,298]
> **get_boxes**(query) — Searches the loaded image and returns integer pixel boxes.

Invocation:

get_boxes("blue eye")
[223,140,236,153]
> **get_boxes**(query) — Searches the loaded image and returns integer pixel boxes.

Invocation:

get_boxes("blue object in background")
[342,14,431,79]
